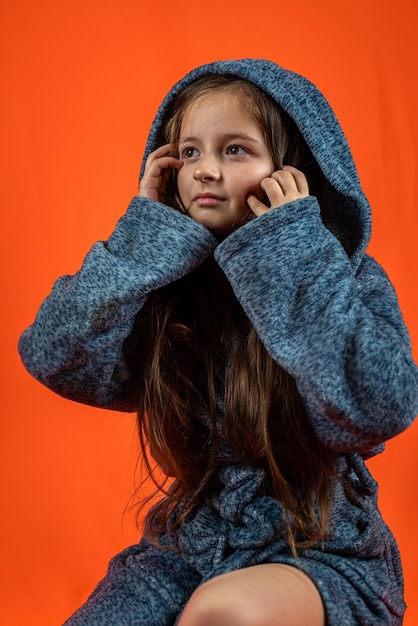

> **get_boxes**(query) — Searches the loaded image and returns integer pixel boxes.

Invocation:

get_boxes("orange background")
[1,0,418,624]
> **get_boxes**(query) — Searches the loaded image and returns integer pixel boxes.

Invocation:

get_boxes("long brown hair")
[131,76,336,555]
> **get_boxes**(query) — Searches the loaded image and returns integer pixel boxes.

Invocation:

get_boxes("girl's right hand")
[139,144,183,202]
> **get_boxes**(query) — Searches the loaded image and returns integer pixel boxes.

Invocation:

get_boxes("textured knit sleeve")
[18,197,217,411]
[214,196,418,454]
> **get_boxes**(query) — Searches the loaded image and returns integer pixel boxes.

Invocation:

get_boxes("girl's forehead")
[181,89,254,124]
[186,88,245,109]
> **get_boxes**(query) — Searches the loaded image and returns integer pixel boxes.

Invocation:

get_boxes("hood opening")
[141,60,371,266]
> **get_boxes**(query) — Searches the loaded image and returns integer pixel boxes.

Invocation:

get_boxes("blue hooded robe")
[18,59,418,625]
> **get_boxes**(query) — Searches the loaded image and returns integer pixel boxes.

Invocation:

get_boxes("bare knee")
[177,578,259,626]
[177,565,325,626]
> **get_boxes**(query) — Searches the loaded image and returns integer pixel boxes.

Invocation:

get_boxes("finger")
[144,144,180,169]
[139,148,183,201]
[260,176,286,208]
[247,193,271,217]
[281,165,310,195]
[269,169,309,199]
[155,156,183,171]
[144,155,183,178]
[270,169,299,193]
[147,143,175,159]
[261,176,285,197]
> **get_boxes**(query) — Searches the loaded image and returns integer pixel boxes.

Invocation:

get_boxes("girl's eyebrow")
[179,133,261,144]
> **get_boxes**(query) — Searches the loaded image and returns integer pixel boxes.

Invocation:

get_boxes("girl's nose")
[193,155,221,182]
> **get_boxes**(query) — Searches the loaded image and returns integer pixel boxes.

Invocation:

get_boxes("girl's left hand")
[247,165,309,218]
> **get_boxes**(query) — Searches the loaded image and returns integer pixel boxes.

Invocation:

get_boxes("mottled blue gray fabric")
[18,59,418,625]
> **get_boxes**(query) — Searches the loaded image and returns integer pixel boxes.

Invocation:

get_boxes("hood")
[140,58,371,269]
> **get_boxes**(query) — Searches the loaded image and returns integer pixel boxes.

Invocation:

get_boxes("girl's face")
[176,91,275,236]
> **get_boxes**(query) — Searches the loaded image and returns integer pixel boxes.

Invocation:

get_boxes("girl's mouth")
[194,193,225,207]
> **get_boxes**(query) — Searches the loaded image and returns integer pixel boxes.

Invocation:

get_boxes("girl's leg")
[177,563,325,626]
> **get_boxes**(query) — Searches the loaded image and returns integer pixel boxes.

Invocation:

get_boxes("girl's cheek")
[246,176,267,200]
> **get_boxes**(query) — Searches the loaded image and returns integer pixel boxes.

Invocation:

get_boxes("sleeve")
[214,196,418,454]
[18,196,218,411]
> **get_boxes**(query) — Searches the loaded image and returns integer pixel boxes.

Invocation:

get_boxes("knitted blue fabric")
[18,59,418,625]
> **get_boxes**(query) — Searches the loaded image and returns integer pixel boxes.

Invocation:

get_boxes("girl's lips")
[194,194,225,207]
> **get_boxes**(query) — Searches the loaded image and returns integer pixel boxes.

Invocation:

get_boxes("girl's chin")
[187,206,254,237]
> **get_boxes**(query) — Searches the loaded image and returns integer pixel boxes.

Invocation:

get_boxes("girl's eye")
[226,145,247,156]
[181,146,199,159]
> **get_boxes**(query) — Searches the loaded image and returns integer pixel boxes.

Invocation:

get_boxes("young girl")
[19,59,418,625]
